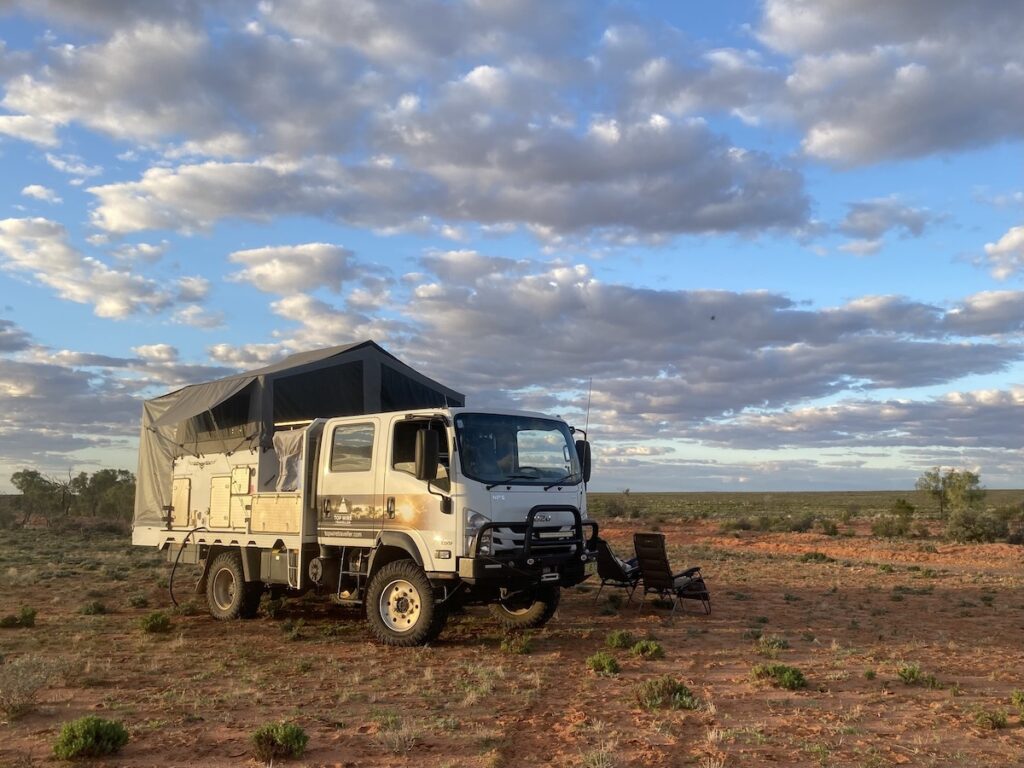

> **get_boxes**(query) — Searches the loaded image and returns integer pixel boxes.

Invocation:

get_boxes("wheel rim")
[212,567,236,611]
[379,578,422,633]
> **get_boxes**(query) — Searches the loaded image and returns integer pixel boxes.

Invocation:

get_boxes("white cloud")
[0,114,58,146]
[45,152,102,177]
[20,185,62,204]
[758,0,1024,165]
[172,304,224,329]
[133,343,178,362]
[984,226,1024,280]
[228,242,360,294]
[0,217,195,319]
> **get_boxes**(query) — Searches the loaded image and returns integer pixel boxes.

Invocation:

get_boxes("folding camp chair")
[633,532,711,616]
[592,536,641,605]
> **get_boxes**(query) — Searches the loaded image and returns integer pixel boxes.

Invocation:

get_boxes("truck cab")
[307,407,596,644]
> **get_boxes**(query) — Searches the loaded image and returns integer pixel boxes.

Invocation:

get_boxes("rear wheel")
[365,560,447,646]
[489,584,560,629]
[206,551,262,620]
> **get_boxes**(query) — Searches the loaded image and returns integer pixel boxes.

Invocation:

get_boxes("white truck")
[132,341,597,645]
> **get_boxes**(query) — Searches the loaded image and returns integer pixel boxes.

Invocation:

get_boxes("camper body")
[134,346,596,645]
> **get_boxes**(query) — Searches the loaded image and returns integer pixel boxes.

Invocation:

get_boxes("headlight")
[465,509,492,556]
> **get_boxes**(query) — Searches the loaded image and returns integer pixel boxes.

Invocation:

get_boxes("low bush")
[0,655,61,718]
[605,630,635,650]
[896,663,939,687]
[139,611,172,634]
[974,708,1008,730]
[719,517,753,532]
[0,606,36,629]
[586,652,620,676]
[251,721,309,762]
[81,600,106,615]
[500,633,533,655]
[752,663,806,690]
[53,716,129,759]
[819,519,839,536]
[755,635,789,657]
[945,507,1010,543]
[799,552,834,564]
[128,595,149,609]
[630,640,664,659]
[1011,689,1024,716]
[634,676,699,710]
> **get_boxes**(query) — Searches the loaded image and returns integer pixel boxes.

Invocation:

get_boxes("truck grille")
[491,525,578,556]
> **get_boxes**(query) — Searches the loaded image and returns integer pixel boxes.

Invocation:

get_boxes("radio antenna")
[584,377,593,436]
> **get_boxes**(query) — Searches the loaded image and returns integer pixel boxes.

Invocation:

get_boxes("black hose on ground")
[168,526,207,608]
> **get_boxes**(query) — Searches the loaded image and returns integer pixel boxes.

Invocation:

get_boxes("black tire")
[365,560,447,646]
[489,585,560,629]
[206,551,262,620]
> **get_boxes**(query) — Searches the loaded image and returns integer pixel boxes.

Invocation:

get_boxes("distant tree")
[71,469,135,519]
[10,469,60,526]
[10,468,136,526]
[915,467,985,518]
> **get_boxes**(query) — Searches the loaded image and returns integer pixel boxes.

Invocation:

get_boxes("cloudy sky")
[0,0,1022,492]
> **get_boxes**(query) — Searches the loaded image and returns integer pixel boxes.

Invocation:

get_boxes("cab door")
[316,417,383,544]
[383,416,455,572]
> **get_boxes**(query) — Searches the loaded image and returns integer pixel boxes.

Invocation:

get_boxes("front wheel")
[489,584,560,629]
[365,560,447,646]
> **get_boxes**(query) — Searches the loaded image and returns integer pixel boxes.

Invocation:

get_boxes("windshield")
[455,413,580,487]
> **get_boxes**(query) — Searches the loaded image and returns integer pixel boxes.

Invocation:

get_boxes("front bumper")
[458,505,599,587]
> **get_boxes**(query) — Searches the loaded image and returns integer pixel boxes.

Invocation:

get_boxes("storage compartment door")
[171,477,191,528]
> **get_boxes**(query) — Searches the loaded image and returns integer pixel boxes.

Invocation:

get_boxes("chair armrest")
[674,566,701,579]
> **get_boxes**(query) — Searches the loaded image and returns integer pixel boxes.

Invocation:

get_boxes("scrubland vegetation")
[1,478,1023,765]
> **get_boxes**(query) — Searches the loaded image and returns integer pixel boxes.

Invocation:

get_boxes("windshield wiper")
[486,474,539,490]
[544,473,579,491]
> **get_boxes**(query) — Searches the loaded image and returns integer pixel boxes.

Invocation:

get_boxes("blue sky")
[0,0,1022,491]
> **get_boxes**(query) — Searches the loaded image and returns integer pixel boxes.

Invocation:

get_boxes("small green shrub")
[945,508,1008,543]
[1,607,37,629]
[799,552,834,564]
[140,611,172,634]
[974,708,1008,730]
[752,663,807,690]
[500,634,534,655]
[1010,689,1024,715]
[81,600,106,615]
[896,663,939,687]
[755,635,789,657]
[605,592,623,609]
[128,595,149,609]
[53,716,129,759]
[630,640,664,659]
[634,676,699,710]
[0,655,61,718]
[281,618,305,641]
[263,597,284,619]
[586,652,620,676]
[251,721,309,763]
[605,630,635,650]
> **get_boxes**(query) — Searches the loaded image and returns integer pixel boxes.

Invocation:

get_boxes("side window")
[330,423,375,473]
[391,420,450,491]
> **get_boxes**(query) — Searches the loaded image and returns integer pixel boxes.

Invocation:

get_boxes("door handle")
[322,498,331,516]
[386,497,396,519]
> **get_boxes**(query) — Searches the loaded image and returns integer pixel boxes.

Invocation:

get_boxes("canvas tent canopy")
[134,340,464,527]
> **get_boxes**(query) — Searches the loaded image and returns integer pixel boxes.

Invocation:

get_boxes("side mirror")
[575,439,592,484]
[415,429,439,482]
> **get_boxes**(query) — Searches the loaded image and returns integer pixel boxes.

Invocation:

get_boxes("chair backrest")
[595,537,630,581]
[633,532,675,589]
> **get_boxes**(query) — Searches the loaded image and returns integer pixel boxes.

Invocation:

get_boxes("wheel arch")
[195,544,261,592]
[368,532,424,580]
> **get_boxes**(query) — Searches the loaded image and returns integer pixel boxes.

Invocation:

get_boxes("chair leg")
[668,593,679,620]
[593,580,606,604]
[625,583,637,606]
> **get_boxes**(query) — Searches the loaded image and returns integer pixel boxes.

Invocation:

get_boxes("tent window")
[330,423,375,473]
